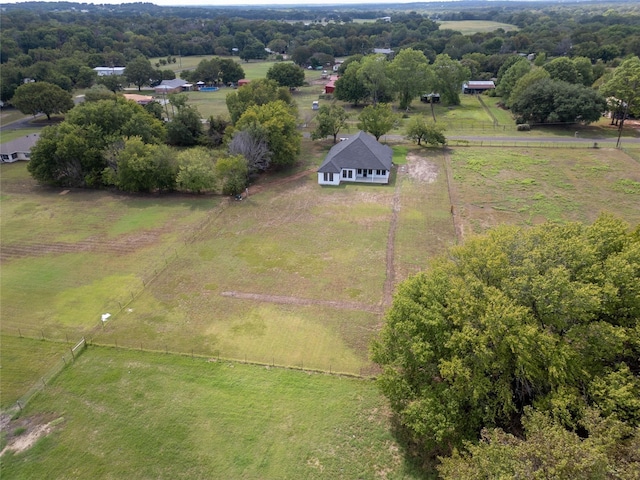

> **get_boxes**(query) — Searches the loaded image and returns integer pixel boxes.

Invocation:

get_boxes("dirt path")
[442,149,464,243]
[221,291,383,314]
[383,165,402,307]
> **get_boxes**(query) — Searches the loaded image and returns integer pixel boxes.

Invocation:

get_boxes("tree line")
[2,3,640,102]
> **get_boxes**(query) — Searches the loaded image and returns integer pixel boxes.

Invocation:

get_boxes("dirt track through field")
[221,291,383,314]
[383,165,402,307]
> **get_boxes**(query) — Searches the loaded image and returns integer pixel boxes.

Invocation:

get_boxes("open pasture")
[437,20,519,34]
[449,146,640,235]
[0,346,423,479]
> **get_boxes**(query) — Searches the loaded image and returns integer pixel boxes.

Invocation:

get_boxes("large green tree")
[266,62,305,89]
[28,98,165,187]
[124,56,155,91]
[334,60,368,106]
[432,54,470,106]
[404,115,446,146]
[10,81,74,120]
[358,54,392,106]
[372,216,640,454]
[235,100,300,169]
[310,104,349,143]
[390,48,432,111]
[357,103,397,141]
[511,78,607,124]
[226,78,294,124]
[600,56,640,147]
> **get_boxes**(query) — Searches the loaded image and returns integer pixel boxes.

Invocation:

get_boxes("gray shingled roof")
[317,131,393,174]
[0,133,40,155]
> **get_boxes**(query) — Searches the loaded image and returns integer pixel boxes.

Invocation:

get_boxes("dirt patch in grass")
[0,414,58,456]
[404,152,439,183]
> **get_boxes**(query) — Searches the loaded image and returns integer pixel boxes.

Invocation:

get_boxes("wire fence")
[7,338,87,418]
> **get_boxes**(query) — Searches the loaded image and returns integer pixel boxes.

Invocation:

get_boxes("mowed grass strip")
[0,346,423,479]
[394,148,457,280]
[0,336,70,409]
[450,147,640,234]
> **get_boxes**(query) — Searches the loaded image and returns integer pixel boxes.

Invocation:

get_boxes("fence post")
[18,329,22,338]
[41,330,45,340]
[70,347,75,360]
[16,401,22,412]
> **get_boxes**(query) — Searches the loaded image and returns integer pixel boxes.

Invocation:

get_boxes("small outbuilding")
[317,131,392,186]
[462,81,496,94]
[93,66,125,76]
[237,79,251,87]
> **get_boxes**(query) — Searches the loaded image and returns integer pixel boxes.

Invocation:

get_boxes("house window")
[323,172,334,182]
[1,154,8,161]
[376,170,384,176]
[357,169,362,175]
[342,170,348,178]
[347,170,353,178]
[24,153,30,159]
[11,153,18,159]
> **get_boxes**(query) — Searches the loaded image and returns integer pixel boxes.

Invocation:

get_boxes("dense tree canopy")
[511,78,607,125]
[266,62,305,89]
[390,48,432,111]
[10,81,73,120]
[28,98,165,187]
[226,78,294,124]
[372,216,640,455]
[235,100,300,169]
[124,56,155,91]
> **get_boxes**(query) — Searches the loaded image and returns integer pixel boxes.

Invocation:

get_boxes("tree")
[390,48,432,111]
[84,84,115,103]
[357,103,397,141]
[218,58,245,85]
[311,104,349,143]
[495,57,531,103]
[438,409,640,479]
[214,154,248,195]
[228,126,271,173]
[235,100,300,170]
[102,137,176,192]
[543,56,580,84]
[432,54,470,106]
[507,67,550,109]
[175,147,217,193]
[358,54,391,106]
[511,78,607,124]
[97,74,124,94]
[10,81,73,120]
[124,56,155,91]
[240,37,268,62]
[205,115,230,147]
[334,60,368,106]
[372,216,640,455]
[226,78,294,124]
[573,56,595,86]
[405,115,446,146]
[166,105,203,146]
[600,56,640,148]
[28,98,165,187]
[266,62,305,89]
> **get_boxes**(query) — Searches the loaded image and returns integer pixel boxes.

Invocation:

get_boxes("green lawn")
[449,147,640,234]
[0,346,424,479]
[437,20,519,34]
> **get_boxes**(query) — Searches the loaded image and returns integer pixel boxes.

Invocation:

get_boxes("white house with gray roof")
[317,131,392,186]
[0,133,40,163]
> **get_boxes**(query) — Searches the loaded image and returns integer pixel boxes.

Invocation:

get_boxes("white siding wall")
[318,172,341,186]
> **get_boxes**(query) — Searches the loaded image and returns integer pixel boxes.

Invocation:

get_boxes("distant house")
[421,93,440,104]
[123,94,155,105]
[154,79,191,95]
[0,133,39,163]
[317,131,392,186]
[324,75,338,95]
[373,48,395,58]
[94,66,125,76]
[462,81,496,94]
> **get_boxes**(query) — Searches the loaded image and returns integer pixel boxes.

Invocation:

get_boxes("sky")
[4,0,442,5]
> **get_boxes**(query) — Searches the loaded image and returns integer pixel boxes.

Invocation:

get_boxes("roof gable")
[318,131,393,174]
[0,133,40,155]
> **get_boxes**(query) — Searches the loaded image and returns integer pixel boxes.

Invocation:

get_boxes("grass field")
[0,346,425,479]
[449,146,640,234]
[437,20,519,34]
